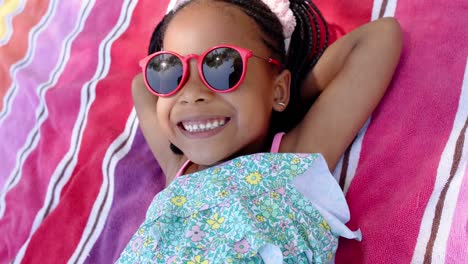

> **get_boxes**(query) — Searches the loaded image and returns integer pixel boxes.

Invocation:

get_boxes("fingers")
[131,73,160,153]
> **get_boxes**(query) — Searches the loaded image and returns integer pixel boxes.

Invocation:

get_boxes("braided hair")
[148,0,328,155]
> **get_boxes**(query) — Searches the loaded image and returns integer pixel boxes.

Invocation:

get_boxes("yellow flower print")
[245,172,262,185]
[292,157,300,165]
[319,219,331,231]
[137,227,145,235]
[170,196,187,207]
[144,236,153,247]
[270,191,279,199]
[207,213,225,230]
[256,214,265,222]
[288,213,294,220]
[218,190,229,198]
[156,253,163,259]
[187,255,209,264]
[235,162,242,167]
[213,168,221,174]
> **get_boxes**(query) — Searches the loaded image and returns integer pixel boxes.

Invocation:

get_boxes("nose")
[177,58,215,104]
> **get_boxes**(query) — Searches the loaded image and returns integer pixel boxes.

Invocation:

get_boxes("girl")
[118,0,402,263]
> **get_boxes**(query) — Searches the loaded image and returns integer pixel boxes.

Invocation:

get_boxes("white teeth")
[182,119,228,133]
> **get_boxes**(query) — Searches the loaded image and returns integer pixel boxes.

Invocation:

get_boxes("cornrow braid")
[148,0,329,154]
[278,0,328,134]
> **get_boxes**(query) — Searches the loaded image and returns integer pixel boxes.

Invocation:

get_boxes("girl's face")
[157,1,287,166]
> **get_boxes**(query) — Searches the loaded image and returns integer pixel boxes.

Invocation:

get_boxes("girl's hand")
[132,74,187,181]
[283,17,403,170]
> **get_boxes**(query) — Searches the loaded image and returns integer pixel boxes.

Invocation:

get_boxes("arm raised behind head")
[282,17,403,170]
[132,74,187,182]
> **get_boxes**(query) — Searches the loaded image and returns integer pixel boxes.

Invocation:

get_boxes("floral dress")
[117,153,361,264]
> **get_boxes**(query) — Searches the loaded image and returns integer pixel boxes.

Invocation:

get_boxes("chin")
[189,156,225,167]
[186,149,234,167]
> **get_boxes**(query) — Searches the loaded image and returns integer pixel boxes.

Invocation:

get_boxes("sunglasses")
[139,45,281,97]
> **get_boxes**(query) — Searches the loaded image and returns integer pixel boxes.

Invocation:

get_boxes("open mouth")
[178,117,231,134]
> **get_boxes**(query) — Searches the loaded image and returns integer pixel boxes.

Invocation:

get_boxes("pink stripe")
[336,1,468,263]
[0,0,84,189]
[0,0,125,261]
[445,162,468,263]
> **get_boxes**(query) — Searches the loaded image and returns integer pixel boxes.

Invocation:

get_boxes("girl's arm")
[132,74,186,180]
[283,17,403,170]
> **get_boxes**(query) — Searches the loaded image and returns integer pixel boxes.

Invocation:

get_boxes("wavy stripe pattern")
[0,1,467,263]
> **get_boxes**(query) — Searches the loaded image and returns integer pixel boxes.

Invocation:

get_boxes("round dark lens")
[202,47,243,91]
[146,53,183,95]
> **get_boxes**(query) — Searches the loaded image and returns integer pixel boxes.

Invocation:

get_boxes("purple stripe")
[0,0,83,189]
[85,129,165,263]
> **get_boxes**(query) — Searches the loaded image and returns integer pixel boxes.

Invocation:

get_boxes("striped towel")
[0,0,466,263]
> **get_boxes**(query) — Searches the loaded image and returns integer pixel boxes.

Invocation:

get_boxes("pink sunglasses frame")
[139,44,281,97]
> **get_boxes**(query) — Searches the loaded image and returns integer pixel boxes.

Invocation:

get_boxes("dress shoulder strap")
[270,132,285,153]
[175,159,192,178]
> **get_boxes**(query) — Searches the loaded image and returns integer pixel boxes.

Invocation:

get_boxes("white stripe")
[69,110,139,264]
[411,57,468,264]
[332,155,344,182]
[383,0,398,17]
[371,0,398,21]
[0,0,95,219]
[0,0,57,122]
[0,0,27,46]
[332,118,371,194]
[343,119,371,194]
[371,0,383,20]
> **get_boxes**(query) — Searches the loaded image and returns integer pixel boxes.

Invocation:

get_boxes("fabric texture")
[117,153,359,263]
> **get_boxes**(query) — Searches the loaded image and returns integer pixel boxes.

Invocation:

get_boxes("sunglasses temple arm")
[268,58,281,70]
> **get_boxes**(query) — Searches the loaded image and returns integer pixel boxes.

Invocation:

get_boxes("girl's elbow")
[380,17,403,48]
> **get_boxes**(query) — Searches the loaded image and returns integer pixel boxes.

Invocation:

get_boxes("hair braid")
[147,0,329,154]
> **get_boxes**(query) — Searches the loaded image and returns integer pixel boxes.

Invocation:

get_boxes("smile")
[179,117,230,133]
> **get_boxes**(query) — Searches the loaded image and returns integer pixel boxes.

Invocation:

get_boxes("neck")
[166,131,274,186]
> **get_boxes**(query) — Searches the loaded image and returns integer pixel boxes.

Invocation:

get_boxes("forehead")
[163,2,266,55]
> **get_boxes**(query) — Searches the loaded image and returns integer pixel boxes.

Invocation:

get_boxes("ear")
[272,69,291,112]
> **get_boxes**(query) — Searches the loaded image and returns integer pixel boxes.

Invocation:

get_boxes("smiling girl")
[117,0,402,263]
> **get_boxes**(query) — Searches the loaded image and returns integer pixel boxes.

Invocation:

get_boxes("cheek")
[232,91,273,128]
[156,99,174,135]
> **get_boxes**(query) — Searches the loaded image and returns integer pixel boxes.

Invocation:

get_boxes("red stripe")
[19,0,169,262]
[335,1,468,263]
[315,0,373,43]
[0,0,50,107]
